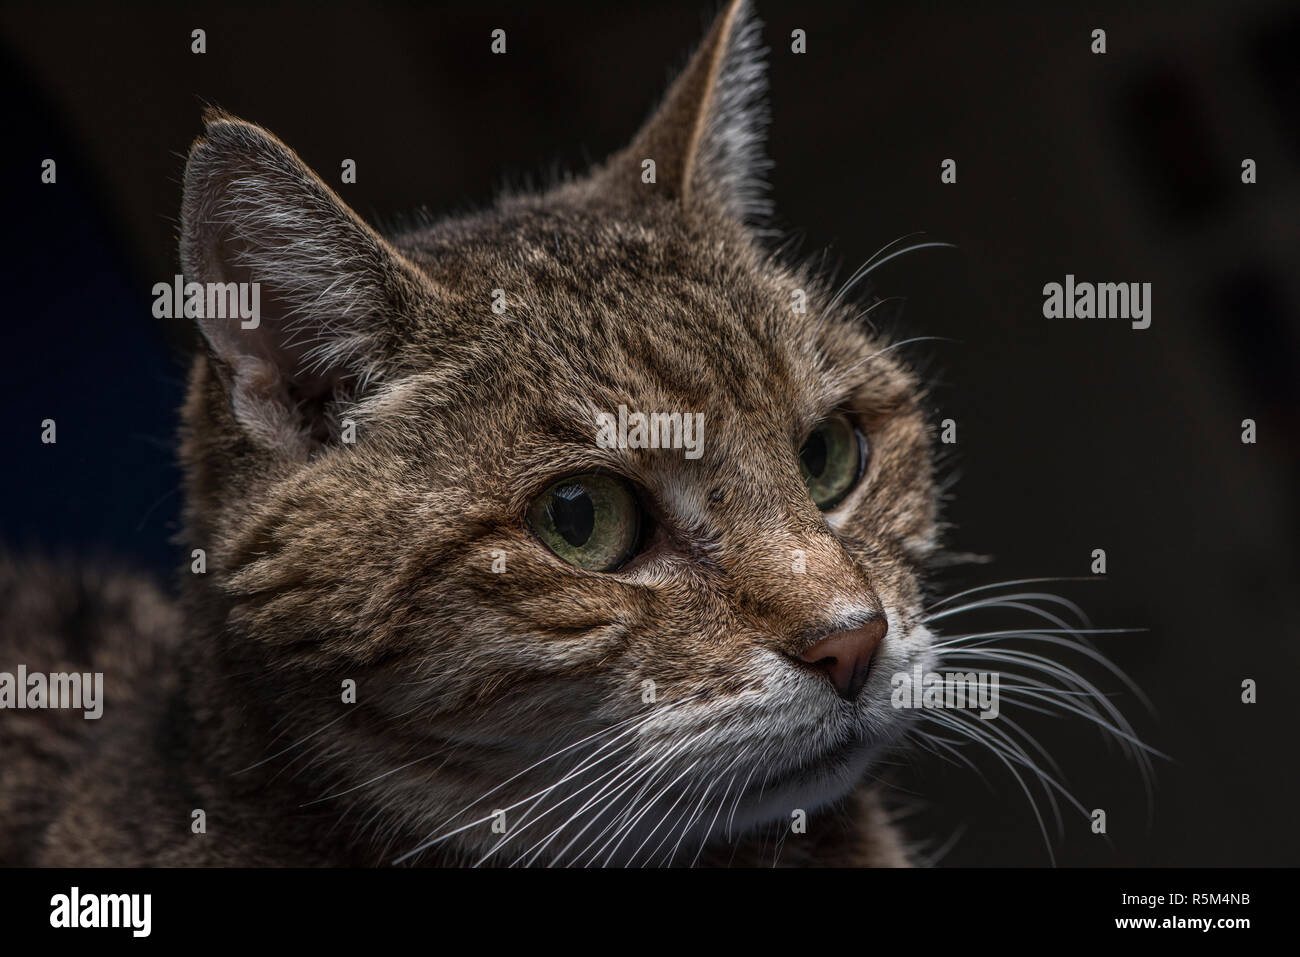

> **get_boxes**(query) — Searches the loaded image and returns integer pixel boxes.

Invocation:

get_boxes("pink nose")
[796,618,887,701]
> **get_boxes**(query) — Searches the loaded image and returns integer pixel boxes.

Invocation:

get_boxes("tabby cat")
[0,0,1145,867]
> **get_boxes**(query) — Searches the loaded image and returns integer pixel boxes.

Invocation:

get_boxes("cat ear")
[180,111,432,456]
[598,0,771,225]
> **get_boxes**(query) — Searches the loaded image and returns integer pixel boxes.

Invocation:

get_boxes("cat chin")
[519,737,887,866]
[724,736,886,836]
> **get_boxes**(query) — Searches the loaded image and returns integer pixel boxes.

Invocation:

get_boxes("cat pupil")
[551,485,595,547]
[802,431,828,477]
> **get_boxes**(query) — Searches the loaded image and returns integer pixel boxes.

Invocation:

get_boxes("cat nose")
[795,618,887,701]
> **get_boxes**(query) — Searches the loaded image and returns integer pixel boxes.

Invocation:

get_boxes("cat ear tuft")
[600,0,771,226]
[180,113,430,456]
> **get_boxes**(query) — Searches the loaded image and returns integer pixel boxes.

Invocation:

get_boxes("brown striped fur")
[2,1,936,866]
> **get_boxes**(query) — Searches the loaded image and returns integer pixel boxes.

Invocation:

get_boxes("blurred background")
[1,0,1296,865]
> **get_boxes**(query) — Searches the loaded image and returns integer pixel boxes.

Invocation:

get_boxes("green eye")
[527,473,645,572]
[799,413,866,510]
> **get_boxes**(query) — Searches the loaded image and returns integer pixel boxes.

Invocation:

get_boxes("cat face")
[178,0,938,864]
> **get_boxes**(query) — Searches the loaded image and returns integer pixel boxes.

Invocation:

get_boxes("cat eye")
[798,412,866,510]
[527,472,646,572]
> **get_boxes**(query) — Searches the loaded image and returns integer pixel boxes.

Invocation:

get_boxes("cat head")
[178,0,939,864]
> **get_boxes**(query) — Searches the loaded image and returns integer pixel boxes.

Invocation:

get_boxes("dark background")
[1,0,1296,866]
